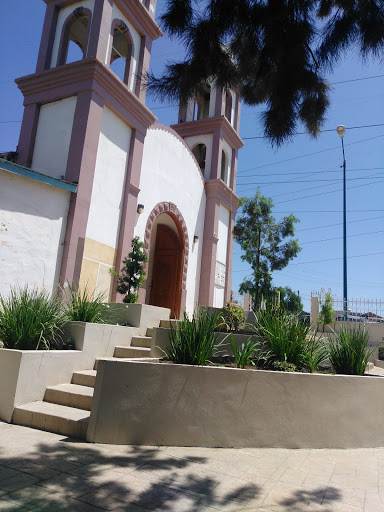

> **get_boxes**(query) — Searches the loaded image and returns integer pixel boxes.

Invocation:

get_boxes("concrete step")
[131,336,152,348]
[72,370,97,388]
[44,383,93,411]
[146,327,153,337]
[113,346,151,358]
[160,319,180,328]
[13,401,89,440]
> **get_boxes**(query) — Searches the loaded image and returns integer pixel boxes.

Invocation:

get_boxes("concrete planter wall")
[88,360,384,449]
[0,304,171,423]
[151,327,262,358]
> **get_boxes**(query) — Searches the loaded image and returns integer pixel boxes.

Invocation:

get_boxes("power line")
[274,177,384,205]
[296,215,384,233]
[236,174,384,187]
[237,134,384,175]
[242,123,384,140]
[233,228,384,255]
[300,229,384,245]
[236,167,384,180]
[290,250,384,266]
[233,250,384,272]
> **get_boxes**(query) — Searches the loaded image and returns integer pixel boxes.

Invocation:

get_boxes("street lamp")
[337,125,348,320]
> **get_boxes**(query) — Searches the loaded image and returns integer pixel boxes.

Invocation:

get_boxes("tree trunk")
[255,228,261,308]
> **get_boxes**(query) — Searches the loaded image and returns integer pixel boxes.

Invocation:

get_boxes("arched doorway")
[149,224,182,315]
[143,203,189,317]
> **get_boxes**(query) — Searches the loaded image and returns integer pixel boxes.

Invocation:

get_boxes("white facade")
[86,106,132,249]
[184,134,213,180]
[0,169,70,297]
[135,127,206,313]
[31,97,77,180]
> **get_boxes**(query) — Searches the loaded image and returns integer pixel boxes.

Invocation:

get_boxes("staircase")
[12,328,154,440]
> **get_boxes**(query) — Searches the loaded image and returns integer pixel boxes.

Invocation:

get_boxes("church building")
[0,0,243,316]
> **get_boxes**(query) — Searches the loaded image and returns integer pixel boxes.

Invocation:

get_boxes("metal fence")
[312,291,384,323]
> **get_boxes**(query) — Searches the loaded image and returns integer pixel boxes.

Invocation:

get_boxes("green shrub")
[328,327,375,375]
[0,286,66,350]
[272,361,298,372]
[163,308,226,365]
[62,283,110,324]
[303,333,329,373]
[222,301,246,332]
[253,308,312,368]
[230,336,260,368]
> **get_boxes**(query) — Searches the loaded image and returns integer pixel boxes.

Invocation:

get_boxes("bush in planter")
[230,335,261,368]
[328,327,376,376]
[0,286,66,350]
[116,237,148,303]
[253,308,326,372]
[222,301,246,332]
[62,283,110,324]
[163,308,226,366]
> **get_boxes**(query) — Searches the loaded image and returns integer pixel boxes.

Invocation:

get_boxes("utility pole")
[337,125,348,320]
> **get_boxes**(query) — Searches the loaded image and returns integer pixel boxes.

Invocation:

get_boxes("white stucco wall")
[107,4,141,91]
[86,106,132,249]
[50,0,95,68]
[213,205,230,308]
[185,134,213,180]
[0,170,70,297]
[135,127,206,314]
[31,97,77,180]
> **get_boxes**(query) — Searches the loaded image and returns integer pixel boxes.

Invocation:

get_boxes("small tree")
[275,286,303,313]
[318,289,335,332]
[116,237,148,303]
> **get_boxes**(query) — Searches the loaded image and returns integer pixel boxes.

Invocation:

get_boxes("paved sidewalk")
[0,422,384,511]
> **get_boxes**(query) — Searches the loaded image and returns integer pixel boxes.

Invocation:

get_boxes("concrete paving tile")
[0,500,29,511]
[278,468,308,485]
[0,468,21,483]
[36,472,98,497]
[0,473,39,493]
[324,486,365,508]
[77,490,127,511]
[5,460,60,480]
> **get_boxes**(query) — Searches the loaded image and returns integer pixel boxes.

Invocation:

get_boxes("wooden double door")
[149,224,183,317]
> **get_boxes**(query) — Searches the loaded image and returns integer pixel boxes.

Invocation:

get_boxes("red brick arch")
[144,202,189,314]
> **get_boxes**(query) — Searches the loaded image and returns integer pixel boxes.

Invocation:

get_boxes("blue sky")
[1,1,383,311]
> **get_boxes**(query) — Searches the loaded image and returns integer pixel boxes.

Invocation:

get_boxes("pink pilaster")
[198,192,220,307]
[135,35,153,101]
[224,210,236,303]
[87,0,113,61]
[36,3,58,72]
[16,104,40,168]
[111,130,145,302]
[59,90,105,285]
[210,127,223,180]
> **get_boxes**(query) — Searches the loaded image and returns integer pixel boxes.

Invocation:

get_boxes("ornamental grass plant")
[328,327,375,376]
[163,308,226,366]
[253,307,312,368]
[0,286,66,350]
[230,336,261,369]
[62,283,110,324]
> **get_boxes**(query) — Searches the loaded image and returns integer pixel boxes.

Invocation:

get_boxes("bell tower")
[15,0,162,294]
[171,84,244,307]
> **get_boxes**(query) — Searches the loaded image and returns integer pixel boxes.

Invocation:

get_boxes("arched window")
[221,150,227,183]
[194,83,211,121]
[58,8,91,66]
[225,90,232,123]
[109,21,133,85]
[192,144,206,172]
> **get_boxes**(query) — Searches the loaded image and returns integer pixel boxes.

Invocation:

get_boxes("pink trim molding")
[143,202,189,314]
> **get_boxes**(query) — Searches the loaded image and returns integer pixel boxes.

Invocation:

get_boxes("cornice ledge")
[115,0,163,40]
[205,179,240,212]
[16,59,157,130]
[171,116,244,149]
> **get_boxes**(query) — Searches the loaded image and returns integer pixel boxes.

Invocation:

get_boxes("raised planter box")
[87,360,384,449]
[0,304,171,423]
